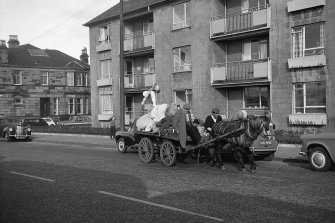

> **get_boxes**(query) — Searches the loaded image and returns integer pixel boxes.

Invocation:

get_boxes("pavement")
[31,132,305,161]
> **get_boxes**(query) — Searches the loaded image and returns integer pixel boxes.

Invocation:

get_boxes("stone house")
[0,35,91,119]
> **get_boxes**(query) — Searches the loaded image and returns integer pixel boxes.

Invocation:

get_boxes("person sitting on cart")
[173,103,201,150]
[204,107,224,168]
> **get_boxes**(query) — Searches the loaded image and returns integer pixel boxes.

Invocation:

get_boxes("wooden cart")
[136,127,245,167]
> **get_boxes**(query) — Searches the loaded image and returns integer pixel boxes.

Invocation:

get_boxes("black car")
[0,117,32,142]
[22,117,50,127]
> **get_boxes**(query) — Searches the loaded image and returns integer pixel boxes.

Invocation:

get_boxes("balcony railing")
[124,32,155,53]
[210,58,271,85]
[210,5,270,38]
[124,73,156,89]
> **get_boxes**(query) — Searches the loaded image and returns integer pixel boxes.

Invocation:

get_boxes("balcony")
[287,0,325,13]
[124,32,155,53]
[97,77,113,87]
[210,6,270,40]
[124,73,156,89]
[210,58,271,86]
[96,41,111,52]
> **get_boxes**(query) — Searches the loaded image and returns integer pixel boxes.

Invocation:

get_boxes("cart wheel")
[160,141,177,167]
[138,137,154,164]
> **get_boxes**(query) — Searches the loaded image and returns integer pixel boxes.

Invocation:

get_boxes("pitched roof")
[84,0,170,27]
[4,44,89,70]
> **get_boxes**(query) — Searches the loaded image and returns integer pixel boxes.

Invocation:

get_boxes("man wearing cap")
[173,103,201,149]
[204,107,224,168]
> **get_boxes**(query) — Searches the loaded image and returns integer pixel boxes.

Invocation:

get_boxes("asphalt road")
[0,134,334,223]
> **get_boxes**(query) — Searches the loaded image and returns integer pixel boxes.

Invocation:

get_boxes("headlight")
[27,128,31,132]
[9,128,13,131]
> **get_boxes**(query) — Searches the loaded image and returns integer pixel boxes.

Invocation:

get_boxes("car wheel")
[117,138,127,153]
[309,147,332,172]
[5,131,12,142]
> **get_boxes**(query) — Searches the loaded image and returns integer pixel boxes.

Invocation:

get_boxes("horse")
[211,115,271,172]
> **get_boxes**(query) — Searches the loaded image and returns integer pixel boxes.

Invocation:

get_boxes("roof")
[3,44,89,70]
[84,0,170,27]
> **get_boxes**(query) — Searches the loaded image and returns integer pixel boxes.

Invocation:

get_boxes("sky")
[0,0,119,60]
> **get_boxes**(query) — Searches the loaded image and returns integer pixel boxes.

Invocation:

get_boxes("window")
[99,25,110,44]
[14,97,23,105]
[100,60,111,79]
[244,86,269,108]
[68,98,75,115]
[174,90,193,106]
[83,73,88,86]
[143,18,153,34]
[76,73,83,86]
[143,56,155,74]
[76,98,84,114]
[242,0,269,11]
[293,82,326,114]
[100,95,113,114]
[67,72,74,86]
[53,98,59,115]
[292,23,325,58]
[173,2,190,30]
[243,39,268,60]
[173,46,191,72]
[41,72,48,85]
[13,72,22,85]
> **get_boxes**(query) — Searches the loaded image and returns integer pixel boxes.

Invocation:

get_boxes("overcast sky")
[0,0,119,60]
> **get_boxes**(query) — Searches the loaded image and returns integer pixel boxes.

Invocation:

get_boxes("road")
[0,135,335,223]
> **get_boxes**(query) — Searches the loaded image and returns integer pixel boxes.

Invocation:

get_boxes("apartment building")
[0,35,91,118]
[85,0,335,131]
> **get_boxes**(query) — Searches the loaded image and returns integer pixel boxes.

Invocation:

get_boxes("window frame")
[13,72,22,85]
[173,45,192,72]
[243,86,270,109]
[174,89,193,106]
[41,71,49,85]
[76,98,84,115]
[293,82,326,114]
[67,72,75,86]
[291,22,325,58]
[99,24,110,44]
[100,59,111,79]
[76,73,83,86]
[100,94,113,114]
[68,98,75,115]
[172,1,190,30]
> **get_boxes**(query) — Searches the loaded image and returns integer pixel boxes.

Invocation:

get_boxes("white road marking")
[9,171,55,182]
[97,191,224,222]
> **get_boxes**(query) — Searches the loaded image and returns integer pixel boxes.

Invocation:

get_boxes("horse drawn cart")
[135,127,245,167]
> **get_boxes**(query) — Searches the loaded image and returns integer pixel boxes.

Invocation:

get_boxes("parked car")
[41,117,56,126]
[58,115,92,126]
[22,117,49,127]
[0,117,32,142]
[299,133,335,172]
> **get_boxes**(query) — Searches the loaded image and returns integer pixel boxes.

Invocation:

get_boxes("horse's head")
[247,115,273,139]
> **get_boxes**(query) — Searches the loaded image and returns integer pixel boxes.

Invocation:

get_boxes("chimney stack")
[80,47,89,64]
[7,35,20,48]
[0,40,8,63]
